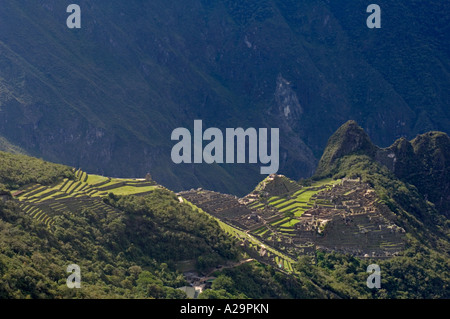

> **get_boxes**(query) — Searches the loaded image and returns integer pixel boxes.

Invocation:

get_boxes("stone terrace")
[179,189,281,230]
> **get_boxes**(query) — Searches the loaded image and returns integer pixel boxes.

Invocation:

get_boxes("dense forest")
[0,151,74,189]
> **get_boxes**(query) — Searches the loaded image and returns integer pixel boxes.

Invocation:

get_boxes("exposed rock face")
[270,75,317,180]
[274,74,303,122]
[375,132,450,216]
[408,133,450,216]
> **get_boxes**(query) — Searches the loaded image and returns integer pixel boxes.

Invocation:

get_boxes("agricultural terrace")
[246,176,341,243]
[12,169,160,228]
[181,197,296,274]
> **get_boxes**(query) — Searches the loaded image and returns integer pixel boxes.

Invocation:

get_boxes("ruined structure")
[180,176,406,262]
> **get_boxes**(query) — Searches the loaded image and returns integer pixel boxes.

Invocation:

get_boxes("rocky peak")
[375,137,415,173]
[315,120,377,176]
[316,121,450,217]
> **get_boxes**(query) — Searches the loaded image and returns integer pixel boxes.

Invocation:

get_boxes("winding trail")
[203,258,255,279]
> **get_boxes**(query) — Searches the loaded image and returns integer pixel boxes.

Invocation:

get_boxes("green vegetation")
[103,191,240,268]
[197,241,449,299]
[407,132,450,216]
[0,151,242,298]
[200,261,326,299]
[86,174,110,186]
[294,244,449,299]
[0,151,74,189]
[0,187,241,298]
[315,121,378,177]
[252,176,342,223]
[1,0,449,198]
[280,219,299,228]
[248,176,343,250]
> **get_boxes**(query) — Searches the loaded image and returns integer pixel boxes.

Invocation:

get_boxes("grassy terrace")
[245,177,343,260]
[86,174,110,185]
[252,178,342,219]
[12,170,160,229]
[250,203,265,210]
[183,198,297,274]
[106,185,158,196]
[271,217,290,226]
[280,219,300,227]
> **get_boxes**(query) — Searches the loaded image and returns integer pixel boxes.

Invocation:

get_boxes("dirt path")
[203,258,255,278]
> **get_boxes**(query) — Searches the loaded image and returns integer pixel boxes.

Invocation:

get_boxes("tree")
[211,275,234,292]
[284,211,295,225]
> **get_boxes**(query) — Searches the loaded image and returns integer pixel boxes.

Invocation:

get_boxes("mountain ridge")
[1,0,449,195]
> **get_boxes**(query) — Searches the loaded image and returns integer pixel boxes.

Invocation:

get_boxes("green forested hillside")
[0,151,74,188]
[0,188,239,298]
[0,151,238,298]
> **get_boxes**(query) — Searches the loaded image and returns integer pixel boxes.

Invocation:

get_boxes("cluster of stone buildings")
[286,179,406,258]
[180,177,407,263]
